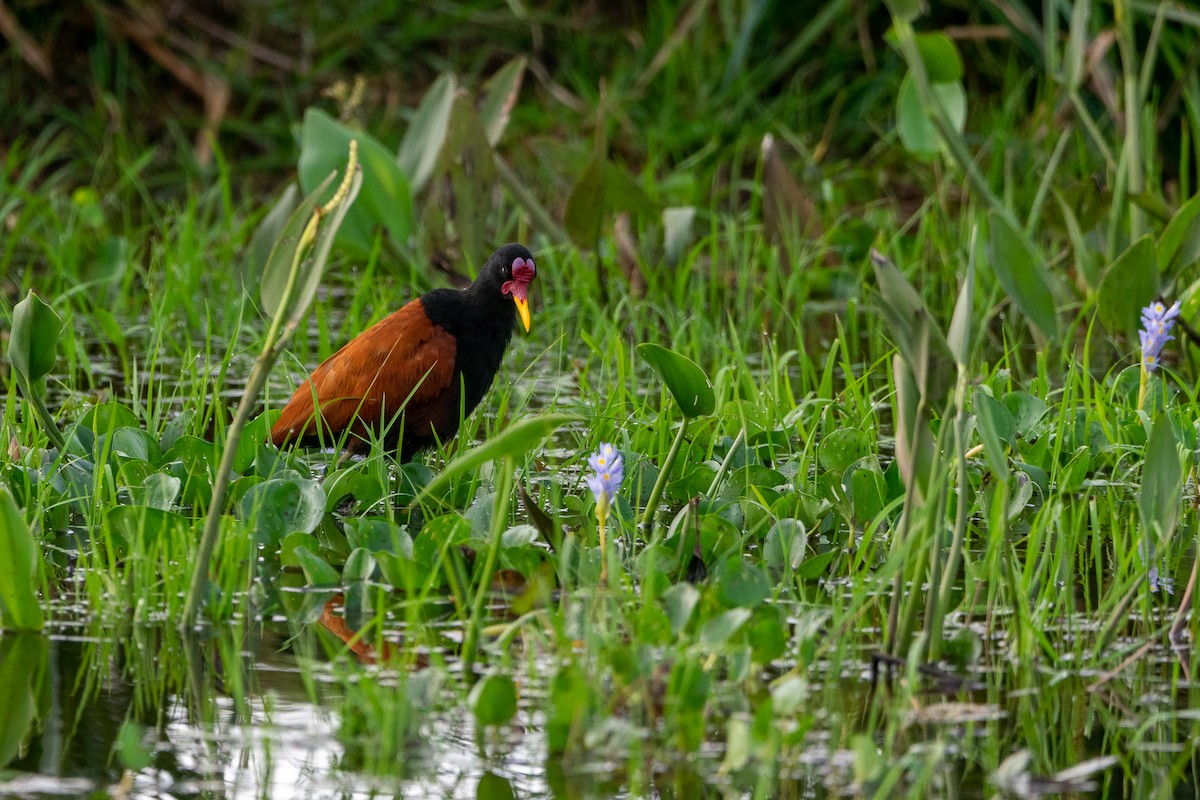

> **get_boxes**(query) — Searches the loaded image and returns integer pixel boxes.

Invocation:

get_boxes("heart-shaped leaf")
[8,290,61,384]
[0,488,44,631]
[637,343,715,418]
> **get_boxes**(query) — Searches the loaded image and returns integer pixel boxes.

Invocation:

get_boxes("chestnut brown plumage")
[270,244,537,460]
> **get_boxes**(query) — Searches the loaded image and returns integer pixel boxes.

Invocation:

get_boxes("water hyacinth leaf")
[0,635,45,767]
[115,721,153,772]
[848,466,887,522]
[299,109,409,258]
[8,290,61,384]
[280,531,319,568]
[1159,190,1200,272]
[1097,235,1157,337]
[716,558,771,607]
[748,606,788,663]
[988,210,1058,341]
[479,56,526,146]
[469,674,518,727]
[344,517,412,557]
[564,155,606,251]
[342,547,377,631]
[699,607,752,647]
[896,74,966,158]
[99,427,161,468]
[763,519,807,570]
[249,182,300,278]
[323,469,384,512]
[662,582,700,634]
[233,413,275,474]
[159,409,195,454]
[1004,391,1048,436]
[285,160,363,329]
[239,476,326,545]
[795,549,837,580]
[914,32,964,81]
[259,169,337,317]
[411,413,577,507]
[396,73,457,193]
[78,403,140,441]
[107,506,190,547]
[663,206,696,265]
[501,524,539,549]
[1139,416,1184,541]
[818,429,870,473]
[438,95,498,270]
[975,390,1015,477]
[293,545,340,588]
[637,343,715,417]
[0,488,44,631]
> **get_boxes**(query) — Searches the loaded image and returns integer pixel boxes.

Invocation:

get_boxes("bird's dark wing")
[270,299,458,447]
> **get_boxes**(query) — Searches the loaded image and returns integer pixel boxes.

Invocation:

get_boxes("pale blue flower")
[586,443,624,503]
[1140,300,1181,372]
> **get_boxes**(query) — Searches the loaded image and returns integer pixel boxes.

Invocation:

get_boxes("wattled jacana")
[270,243,537,460]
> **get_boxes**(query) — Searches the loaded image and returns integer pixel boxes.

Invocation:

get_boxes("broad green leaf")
[99,427,161,467]
[1140,416,1184,541]
[259,169,337,318]
[988,210,1058,341]
[1097,235,1157,338]
[915,32,963,81]
[479,56,526,146]
[0,487,44,630]
[283,155,363,327]
[116,721,153,772]
[438,95,497,270]
[294,545,340,588]
[1159,191,1200,273]
[324,470,384,512]
[663,206,696,265]
[795,549,837,579]
[637,343,716,417]
[249,183,300,278]
[239,476,326,545]
[763,519,807,570]
[662,582,700,634]
[848,465,886,522]
[299,108,411,258]
[342,547,378,631]
[818,429,870,472]
[699,607,752,646]
[896,74,966,158]
[107,505,190,546]
[564,155,606,251]
[411,413,578,506]
[397,73,457,193]
[716,558,770,607]
[469,674,518,727]
[0,635,45,766]
[974,390,1013,481]
[131,472,181,511]
[8,290,61,383]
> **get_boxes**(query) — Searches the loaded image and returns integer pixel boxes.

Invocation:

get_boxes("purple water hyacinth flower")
[586,442,624,503]
[1139,300,1181,372]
